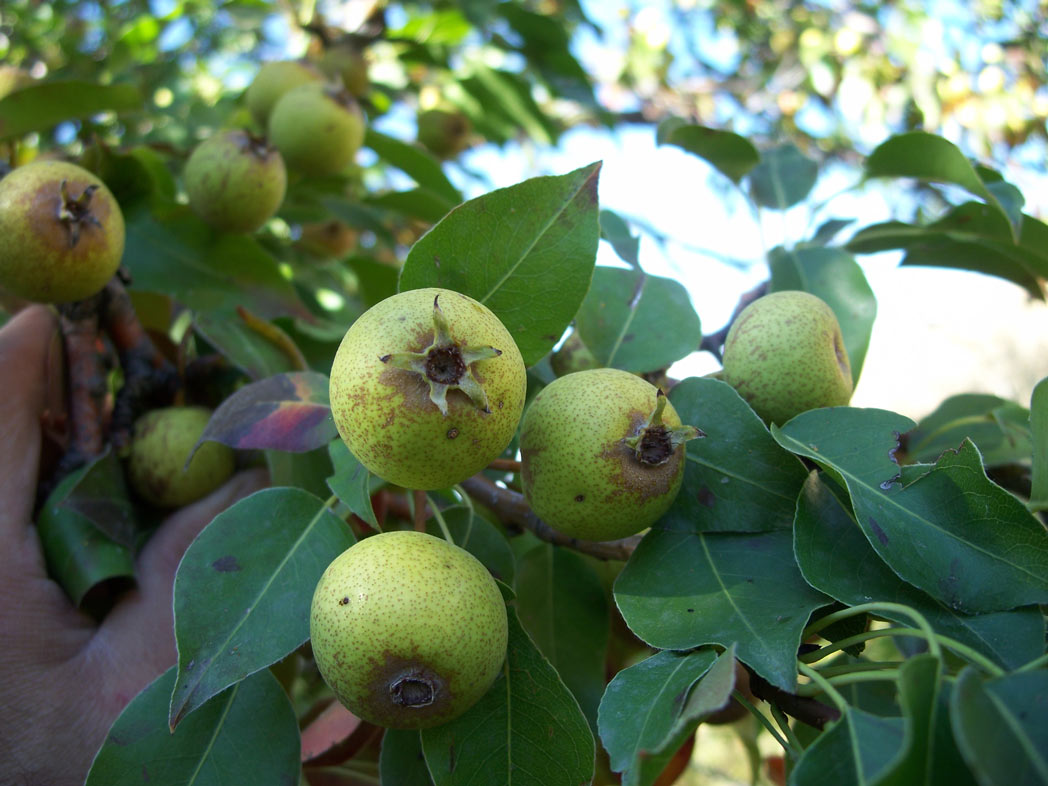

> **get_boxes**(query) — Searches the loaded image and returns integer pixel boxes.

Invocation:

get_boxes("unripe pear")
[0,160,124,303]
[310,530,508,729]
[721,290,853,424]
[127,406,235,508]
[318,45,369,96]
[416,108,472,159]
[550,330,599,377]
[520,369,702,542]
[268,84,365,177]
[329,288,526,490]
[297,219,358,259]
[184,130,287,233]
[245,60,322,126]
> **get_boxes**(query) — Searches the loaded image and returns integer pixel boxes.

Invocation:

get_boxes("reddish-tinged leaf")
[199,371,336,454]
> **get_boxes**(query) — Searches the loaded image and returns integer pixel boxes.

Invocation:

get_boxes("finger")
[0,306,60,566]
[96,468,269,681]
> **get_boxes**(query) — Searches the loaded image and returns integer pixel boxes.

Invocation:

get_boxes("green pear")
[550,329,599,377]
[329,287,526,490]
[721,290,853,424]
[268,84,365,177]
[520,368,701,541]
[127,406,235,508]
[183,130,286,233]
[244,60,322,126]
[416,108,472,159]
[310,530,508,729]
[0,160,124,303]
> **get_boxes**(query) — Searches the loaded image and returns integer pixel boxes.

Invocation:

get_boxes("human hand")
[0,306,268,786]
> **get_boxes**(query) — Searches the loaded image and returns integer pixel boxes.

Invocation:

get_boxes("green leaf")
[864,132,998,214]
[426,506,515,585]
[515,544,609,731]
[597,648,718,773]
[621,646,738,786]
[326,439,379,528]
[266,445,334,501]
[365,128,462,204]
[776,409,1048,613]
[348,255,400,308]
[575,267,701,373]
[749,143,819,209]
[400,163,601,366]
[662,378,808,533]
[951,668,1048,786]
[86,667,299,786]
[0,80,143,140]
[36,464,135,607]
[193,311,301,379]
[169,488,354,728]
[874,654,941,785]
[795,472,1046,671]
[421,607,595,786]
[380,729,435,786]
[767,246,877,382]
[656,119,760,183]
[846,204,1048,299]
[366,187,456,224]
[906,393,1032,467]
[57,447,142,549]
[1031,377,1048,512]
[788,708,905,786]
[600,209,640,268]
[614,529,830,691]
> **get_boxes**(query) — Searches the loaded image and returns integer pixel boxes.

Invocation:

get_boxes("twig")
[747,669,841,731]
[459,475,640,561]
[699,280,768,363]
[412,489,427,532]
[487,458,521,473]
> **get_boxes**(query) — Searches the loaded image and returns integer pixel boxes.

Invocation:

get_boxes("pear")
[721,290,853,424]
[244,60,322,126]
[127,406,235,508]
[0,160,124,303]
[520,369,701,541]
[268,84,365,177]
[310,530,508,729]
[329,288,526,490]
[183,130,286,233]
[416,108,472,159]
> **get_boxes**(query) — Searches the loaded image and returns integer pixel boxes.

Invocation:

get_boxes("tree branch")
[699,280,768,363]
[747,669,841,731]
[460,475,640,561]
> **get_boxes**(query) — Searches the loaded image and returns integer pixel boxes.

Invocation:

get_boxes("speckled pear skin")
[127,406,235,508]
[519,368,688,541]
[329,287,526,490]
[268,83,365,177]
[184,130,287,233]
[309,530,508,729]
[0,161,124,303]
[721,291,853,425]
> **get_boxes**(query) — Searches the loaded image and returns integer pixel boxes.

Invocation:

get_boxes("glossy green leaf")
[951,668,1048,786]
[266,445,334,501]
[874,654,941,785]
[421,607,594,786]
[1031,377,1048,512]
[614,529,830,690]
[575,267,701,373]
[365,128,462,204]
[326,439,379,528]
[380,729,435,786]
[87,667,299,786]
[400,163,601,366]
[57,447,143,549]
[905,393,1032,467]
[193,311,301,379]
[864,132,995,211]
[788,709,904,786]
[426,506,515,585]
[622,646,737,786]
[656,119,760,182]
[662,377,808,533]
[348,255,400,308]
[123,205,313,320]
[749,143,819,209]
[169,488,354,728]
[597,648,718,773]
[366,187,455,224]
[457,65,558,145]
[795,472,1046,671]
[0,80,143,140]
[930,682,980,786]
[776,408,1048,613]
[516,544,609,730]
[767,245,877,381]
[499,4,595,104]
[600,209,640,268]
[37,464,134,607]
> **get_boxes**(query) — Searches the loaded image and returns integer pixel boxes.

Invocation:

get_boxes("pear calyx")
[57,180,103,247]
[624,390,704,466]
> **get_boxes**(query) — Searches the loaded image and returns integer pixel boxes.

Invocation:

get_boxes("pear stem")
[426,494,455,545]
